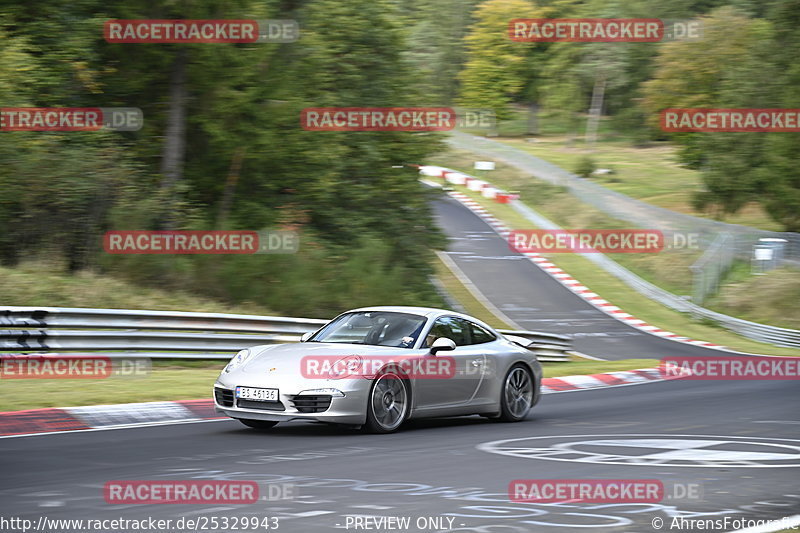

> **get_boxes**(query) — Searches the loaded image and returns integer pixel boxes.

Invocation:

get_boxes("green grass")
[542,359,658,378]
[495,135,780,231]
[708,266,800,330]
[0,261,275,314]
[464,107,780,230]
[0,361,226,412]
[432,179,800,357]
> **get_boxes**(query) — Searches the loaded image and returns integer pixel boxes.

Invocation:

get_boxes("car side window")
[469,321,497,344]
[423,316,470,347]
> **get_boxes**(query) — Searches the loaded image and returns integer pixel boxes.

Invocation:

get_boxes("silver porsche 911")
[214,306,542,433]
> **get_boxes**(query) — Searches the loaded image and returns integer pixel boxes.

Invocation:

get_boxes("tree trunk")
[526,102,539,136]
[159,49,188,229]
[216,147,246,229]
[584,73,606,149]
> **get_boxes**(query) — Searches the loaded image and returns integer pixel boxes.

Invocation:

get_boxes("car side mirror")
[430,337,456,355]
[300,332,313,342]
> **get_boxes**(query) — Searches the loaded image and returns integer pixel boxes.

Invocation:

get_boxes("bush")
[98,231,444,318]
[574,156,597,178]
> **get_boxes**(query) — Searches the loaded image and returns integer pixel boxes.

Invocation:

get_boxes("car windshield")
[309,311,427,348]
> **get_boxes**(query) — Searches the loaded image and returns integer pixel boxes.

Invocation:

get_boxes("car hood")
[239,342,423,375]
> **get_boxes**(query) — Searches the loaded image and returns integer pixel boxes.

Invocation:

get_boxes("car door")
[412,316,486,410]
[465,320,501,403]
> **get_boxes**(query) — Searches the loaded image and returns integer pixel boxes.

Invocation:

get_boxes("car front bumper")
[213,375,369,425]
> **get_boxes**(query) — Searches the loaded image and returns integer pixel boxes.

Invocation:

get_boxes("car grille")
[289,395,332,413]
[236,399,286,411]
[214,387,234,407]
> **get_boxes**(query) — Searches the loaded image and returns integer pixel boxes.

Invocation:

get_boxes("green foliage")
[641,5,800,229]
[573,156,597,178]
[98,231,443,318]
[458,0,545,120]
[0,0,447,314]
[402,0,480,105]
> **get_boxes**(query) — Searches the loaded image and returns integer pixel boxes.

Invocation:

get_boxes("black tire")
[237,419,279,430]
[496,364,534,422]
[364,372,409,434]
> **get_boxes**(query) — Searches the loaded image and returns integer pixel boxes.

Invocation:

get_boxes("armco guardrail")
[0,307,572,362]
[498,329,572,361]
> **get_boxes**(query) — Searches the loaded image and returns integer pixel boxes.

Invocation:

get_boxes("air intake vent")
[236,399,286,411]
[289,395,332,413]
[214,388,234,407]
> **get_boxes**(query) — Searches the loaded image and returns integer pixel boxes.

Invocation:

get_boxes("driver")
[425,322,451,348]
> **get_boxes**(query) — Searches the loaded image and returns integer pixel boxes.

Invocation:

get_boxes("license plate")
[236,386,278,401]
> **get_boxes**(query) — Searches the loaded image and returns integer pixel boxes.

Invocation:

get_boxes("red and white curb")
[422,166,727,351]
[0,399,221,438]
[541,367,673,393]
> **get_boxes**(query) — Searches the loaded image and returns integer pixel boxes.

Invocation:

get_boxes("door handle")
[471,360,483,367]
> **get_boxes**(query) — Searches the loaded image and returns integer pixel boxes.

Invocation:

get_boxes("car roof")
[347,306,496,330]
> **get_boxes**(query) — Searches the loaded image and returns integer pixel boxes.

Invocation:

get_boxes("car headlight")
[328,355,363,379]
[224,349,253,373]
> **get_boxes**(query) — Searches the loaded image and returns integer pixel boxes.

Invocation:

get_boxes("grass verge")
[459,107,779,230]
[0,361,226,412]
[0,261,275,314]
[542,359,658,379]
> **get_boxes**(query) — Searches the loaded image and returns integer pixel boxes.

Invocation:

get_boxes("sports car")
[214,306,542,433]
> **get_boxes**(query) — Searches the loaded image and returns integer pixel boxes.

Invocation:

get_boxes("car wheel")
[237,419,279,430]
[496,364,534,422]
[364,372,409,434]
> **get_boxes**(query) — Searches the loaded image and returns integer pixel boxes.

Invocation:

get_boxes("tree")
[458,0,545,121]
[641,6,774,220]
[402,0,481,105]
